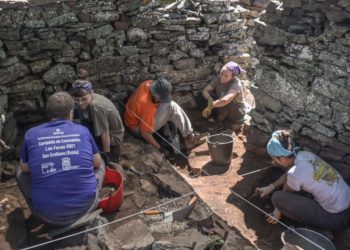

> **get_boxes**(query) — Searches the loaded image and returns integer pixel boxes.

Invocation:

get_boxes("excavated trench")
[1,109,350,250]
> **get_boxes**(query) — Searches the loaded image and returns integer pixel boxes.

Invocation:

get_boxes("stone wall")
[251,0,350,177]
[0,0,262,157]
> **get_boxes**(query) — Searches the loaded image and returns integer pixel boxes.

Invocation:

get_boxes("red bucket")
[98,167,124,214]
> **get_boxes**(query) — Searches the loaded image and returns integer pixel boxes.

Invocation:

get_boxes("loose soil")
[175,108,348,250]
[1,107,349,249]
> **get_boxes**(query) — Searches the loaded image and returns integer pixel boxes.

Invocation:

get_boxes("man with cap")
[200,61,246,130]
[124,79,199,152]
[71,69,124,162]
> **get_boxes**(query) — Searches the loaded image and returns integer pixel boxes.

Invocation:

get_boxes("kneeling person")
[200,61,246,129]
[124,78,199,152]
[71,70,124,162]
[17,92,105,227]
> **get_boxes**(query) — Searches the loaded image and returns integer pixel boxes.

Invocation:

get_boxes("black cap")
[150,79,172,103]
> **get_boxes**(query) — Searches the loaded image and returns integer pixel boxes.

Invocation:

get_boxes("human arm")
[93,153,102,168]
[89,130,102,168]
[202,84,215,100]
[272,173,288,189]
[201,84,216,118]
[256,173,288,198]
[264,175,293,224]
[20,160,30,173]
[212,92,236,108]
[101,131,110,153]
[20,139,30,173]
[91,104,112,153]
[141,131,161,150]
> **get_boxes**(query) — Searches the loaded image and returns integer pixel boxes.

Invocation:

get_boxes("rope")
[21,191,196,250]
[21,98,326,250]
[238,166,272,177]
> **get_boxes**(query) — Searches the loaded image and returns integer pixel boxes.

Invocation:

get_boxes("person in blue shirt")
[17,91,105,227]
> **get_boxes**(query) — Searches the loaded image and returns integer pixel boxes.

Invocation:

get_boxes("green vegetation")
[205,235,225,250]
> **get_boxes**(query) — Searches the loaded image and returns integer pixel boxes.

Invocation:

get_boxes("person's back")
[124,80,157,132]
[18,91,103,227]
[23,120,97,224]
[290,151,350,213]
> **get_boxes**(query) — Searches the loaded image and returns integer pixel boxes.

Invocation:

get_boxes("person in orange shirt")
[124,78,199,153]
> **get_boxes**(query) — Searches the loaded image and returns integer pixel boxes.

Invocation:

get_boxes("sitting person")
[199,61,246,130]
[256,130,350,230]
[17,92,105,227]
[124,78,199,153]
[71,69,124,162]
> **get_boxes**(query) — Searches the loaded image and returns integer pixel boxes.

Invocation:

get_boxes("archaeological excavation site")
[0,0,349,249]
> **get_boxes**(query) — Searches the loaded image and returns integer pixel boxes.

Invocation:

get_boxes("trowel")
[144,196,198,223]
[119,160,143,176]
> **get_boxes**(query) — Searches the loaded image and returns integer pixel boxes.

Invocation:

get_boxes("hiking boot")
[184,131,201,149]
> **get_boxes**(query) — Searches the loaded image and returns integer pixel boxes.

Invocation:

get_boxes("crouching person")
[124,78,200,153]
[257,130,350,230]
[200,61,246,130]
[17,92,105,227]
[71,69,124,162]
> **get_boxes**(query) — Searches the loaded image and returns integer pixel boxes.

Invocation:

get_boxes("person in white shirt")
[256,130,350,230]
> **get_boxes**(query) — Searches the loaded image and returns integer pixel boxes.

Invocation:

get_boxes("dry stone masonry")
[251,0,350,178]
[0,0,259,157]
[0,0,348,179]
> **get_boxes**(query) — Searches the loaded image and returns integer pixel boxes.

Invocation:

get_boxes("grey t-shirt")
[89,94,124,145]
[209,76,244,104]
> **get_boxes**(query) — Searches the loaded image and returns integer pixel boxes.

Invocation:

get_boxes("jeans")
[272,191,350,230]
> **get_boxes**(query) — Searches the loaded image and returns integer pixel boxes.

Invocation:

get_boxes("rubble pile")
[0,135,254,249]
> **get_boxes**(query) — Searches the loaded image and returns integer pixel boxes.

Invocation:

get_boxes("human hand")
[266,207,282,224]
[256,183,275,198]
[202,96,215,118]
[202,106,212,118]
[158,147,169,157]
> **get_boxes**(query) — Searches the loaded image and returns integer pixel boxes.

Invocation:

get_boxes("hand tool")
[144,196,198,223]
[119,160,143,176]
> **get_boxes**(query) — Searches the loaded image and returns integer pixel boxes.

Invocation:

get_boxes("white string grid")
[20,99,326,250]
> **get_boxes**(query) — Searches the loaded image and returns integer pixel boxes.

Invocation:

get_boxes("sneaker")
[184,131,201,149]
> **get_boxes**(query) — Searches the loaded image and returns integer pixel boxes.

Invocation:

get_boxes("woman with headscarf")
[256,130,350,230]
[200,61,246,130]
[70,69,124,162]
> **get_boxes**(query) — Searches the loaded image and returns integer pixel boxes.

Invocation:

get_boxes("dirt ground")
[1,108,349,249]
[170,109,285,249]
[175,108,349,250]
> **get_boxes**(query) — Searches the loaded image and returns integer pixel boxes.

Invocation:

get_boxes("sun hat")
[150,78,172,103]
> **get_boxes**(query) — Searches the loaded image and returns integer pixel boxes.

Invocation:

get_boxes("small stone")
[140,179,157,194]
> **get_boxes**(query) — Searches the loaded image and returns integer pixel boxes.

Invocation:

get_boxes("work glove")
[202,96,214,118]
[266,207,282,224]
[256,183,275,198]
